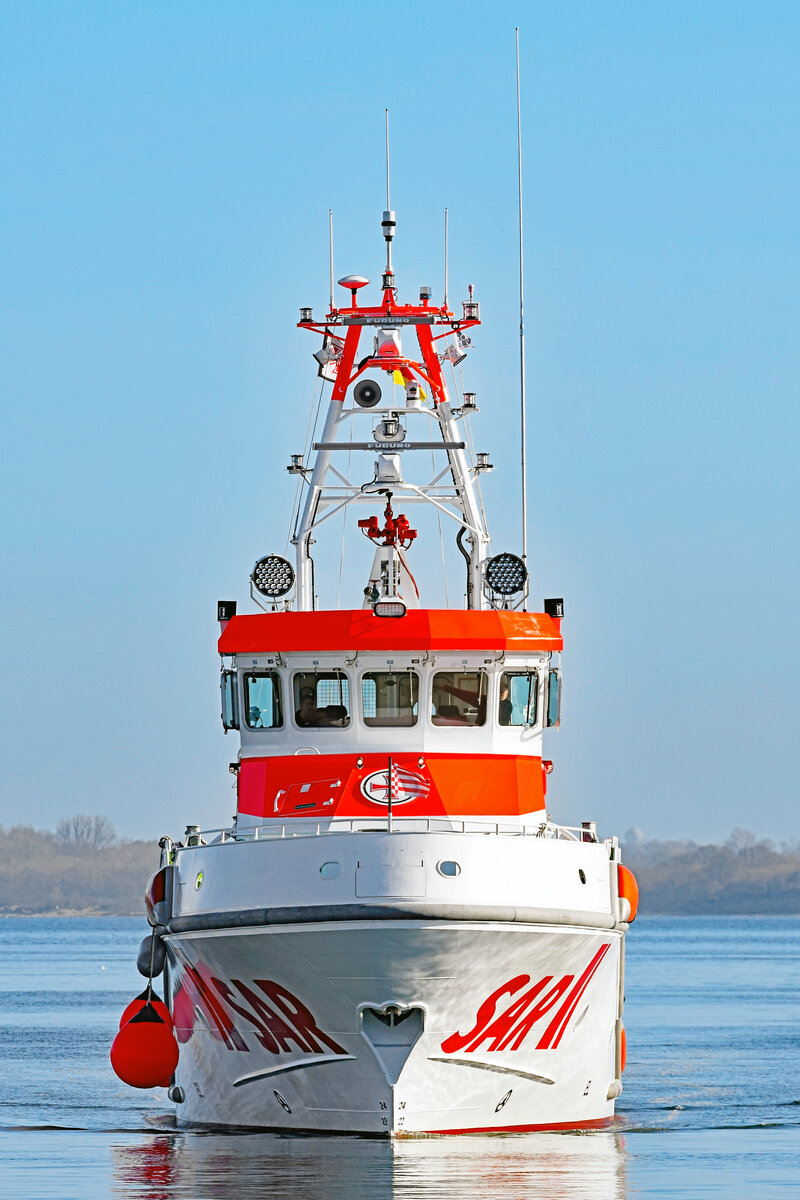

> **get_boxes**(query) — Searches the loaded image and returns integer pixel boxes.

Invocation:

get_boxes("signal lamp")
[373,600,406,618]
[299,307,313,323]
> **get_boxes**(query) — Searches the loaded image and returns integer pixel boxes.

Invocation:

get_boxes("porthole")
[578,869,587,885]
[437,860,461,878]
[320,862,341,879]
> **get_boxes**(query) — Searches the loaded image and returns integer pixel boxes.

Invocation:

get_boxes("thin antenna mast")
[385,108,390,210]
[381,109,396,281]
[328,209,334,309]
[443,207,449,308]
[515,28,528,575]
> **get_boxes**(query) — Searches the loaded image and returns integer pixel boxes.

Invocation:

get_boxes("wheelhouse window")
[498,671,539,727]
[293,672,350,728]
[431,671,487,726]
[220,670,239,731]
[243,673,283,729]
[547,669,561,728]
[361,672,419,727]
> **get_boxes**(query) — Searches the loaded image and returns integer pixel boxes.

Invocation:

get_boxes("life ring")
[617,863,639,923]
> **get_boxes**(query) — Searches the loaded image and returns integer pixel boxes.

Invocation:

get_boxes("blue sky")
[2,1,798,843]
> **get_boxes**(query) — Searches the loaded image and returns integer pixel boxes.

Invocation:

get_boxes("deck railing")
[163,816,603,861]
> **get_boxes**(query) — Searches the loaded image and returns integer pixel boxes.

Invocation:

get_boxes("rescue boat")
[116,203,636,1135]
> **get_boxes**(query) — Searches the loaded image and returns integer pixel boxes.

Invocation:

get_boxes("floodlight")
[485,552,528,597]
[251,554,295,598]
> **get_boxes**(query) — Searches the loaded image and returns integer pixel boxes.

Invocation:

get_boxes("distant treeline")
[0,818,158,915]
[1,818,799,916]
[622,828,800,915]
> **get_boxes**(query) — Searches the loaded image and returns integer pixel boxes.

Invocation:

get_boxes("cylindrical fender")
[137,932,167,978]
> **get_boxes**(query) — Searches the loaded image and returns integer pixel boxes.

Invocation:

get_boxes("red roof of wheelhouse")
[218,609,563,655]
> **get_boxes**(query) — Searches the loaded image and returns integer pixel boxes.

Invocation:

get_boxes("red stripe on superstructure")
[219,609,562,655]
[237,752,546,820]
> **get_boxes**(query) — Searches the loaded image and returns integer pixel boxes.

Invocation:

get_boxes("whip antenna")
[443,207,449,308]
[516,28,528,573]
[385,108,390,210]
[382,109,396,280]
[328,209,334,309]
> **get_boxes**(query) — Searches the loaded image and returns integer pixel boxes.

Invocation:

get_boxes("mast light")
[299,307,313,323]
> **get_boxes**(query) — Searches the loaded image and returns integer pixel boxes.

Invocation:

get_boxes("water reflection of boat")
[110,1130,628,1200]
[124,193,637,1134]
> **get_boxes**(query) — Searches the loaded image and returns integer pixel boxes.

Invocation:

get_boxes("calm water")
[0,916,798,1199]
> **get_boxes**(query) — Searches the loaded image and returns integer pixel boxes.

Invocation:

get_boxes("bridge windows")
[244,673,283,729]
[546,668,561,728]
[220,670,239,731]
[498,671,539,727]
[361,671,419,727]
[293,671,351,728]
[236,662,551,734]
[431,670,487,726]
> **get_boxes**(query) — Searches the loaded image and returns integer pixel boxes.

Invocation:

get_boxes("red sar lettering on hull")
[171,963,347,1058]
[441,945,611,1054]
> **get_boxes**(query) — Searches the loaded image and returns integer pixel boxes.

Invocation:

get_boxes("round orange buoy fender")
[119,987,172,1030]
[617,863,639,923]
[620,1024,627,1072]
[110,1003,179,1089]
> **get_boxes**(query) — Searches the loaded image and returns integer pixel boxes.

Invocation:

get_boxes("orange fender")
[620,1024,627,1073]
[618,863,639,923]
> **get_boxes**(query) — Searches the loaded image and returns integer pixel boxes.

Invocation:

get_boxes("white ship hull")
[158,826,626,1135]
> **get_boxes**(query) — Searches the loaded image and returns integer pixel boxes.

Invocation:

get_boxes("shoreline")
[0,910,143,918]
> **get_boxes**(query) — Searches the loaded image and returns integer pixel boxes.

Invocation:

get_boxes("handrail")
[169,817,601,850]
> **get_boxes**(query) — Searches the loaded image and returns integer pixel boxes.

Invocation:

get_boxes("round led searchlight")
[251,554,295,598]
[485,552,528,597]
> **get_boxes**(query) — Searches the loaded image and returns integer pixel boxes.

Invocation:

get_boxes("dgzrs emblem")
[360,765,431,806]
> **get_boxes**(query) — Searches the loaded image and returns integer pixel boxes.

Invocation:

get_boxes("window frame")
[291,670,351,730]
[360,668,420,728]
[497,669,540,728]
[430,669,489,727]
[220,669,240,732]
[546,668,562,729]
[243,671,284,730]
